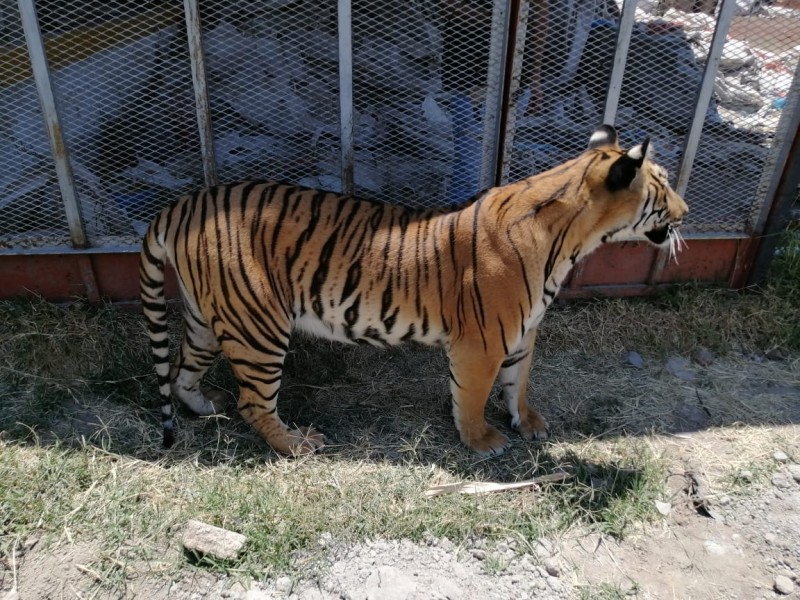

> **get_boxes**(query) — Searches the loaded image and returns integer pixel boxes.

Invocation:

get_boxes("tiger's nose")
[674,196,689,219]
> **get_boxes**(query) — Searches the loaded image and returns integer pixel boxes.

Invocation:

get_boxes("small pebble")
[543,557,561,577]
[691,346,714,366]
[718,494,731,506]
[765,348,786,361]
[773,451,790,463]
[738,470,753,482]
[471,549,486,560]
[787,464,800,483]
[626,350,645,369]
[774,575,794,595]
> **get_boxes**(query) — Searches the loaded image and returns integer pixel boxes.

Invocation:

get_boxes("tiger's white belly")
[294,313,356,345]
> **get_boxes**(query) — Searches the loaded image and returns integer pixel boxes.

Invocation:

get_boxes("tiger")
[140,124,688,457]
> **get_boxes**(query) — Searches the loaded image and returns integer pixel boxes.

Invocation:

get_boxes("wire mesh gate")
[0,0,798,256]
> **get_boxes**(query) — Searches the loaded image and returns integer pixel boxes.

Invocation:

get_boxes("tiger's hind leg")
[220,324,324,457]
[498,328,549,441]
[171,307,226,416]
[447,345,509,456]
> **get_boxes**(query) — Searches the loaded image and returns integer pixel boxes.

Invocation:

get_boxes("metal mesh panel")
[350,0,504,207]
[0,4,67,249]
[202,0,341,189]
[504,0,624,182]
[678,2,800,232]
[1,0,798,253]
[503,0,800,235]
[41,1,201,247]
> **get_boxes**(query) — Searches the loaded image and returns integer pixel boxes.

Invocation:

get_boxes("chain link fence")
[0,0,798,252]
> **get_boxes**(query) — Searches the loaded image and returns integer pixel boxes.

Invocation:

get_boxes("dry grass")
[0,235,798,591]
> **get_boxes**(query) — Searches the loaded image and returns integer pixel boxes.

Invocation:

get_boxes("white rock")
[182,519,246,561]
[774,575,794,595]
[773,451,790,462]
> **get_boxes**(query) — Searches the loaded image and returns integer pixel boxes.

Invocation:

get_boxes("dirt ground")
[2,347,798,600]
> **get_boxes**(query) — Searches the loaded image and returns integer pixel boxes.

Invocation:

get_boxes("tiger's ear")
[606,137,652,191]
[587,124,620,150]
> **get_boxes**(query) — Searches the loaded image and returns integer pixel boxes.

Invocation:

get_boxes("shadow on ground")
[1,298,797,487]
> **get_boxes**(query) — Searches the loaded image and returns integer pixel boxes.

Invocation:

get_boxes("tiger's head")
[585,124,689,254]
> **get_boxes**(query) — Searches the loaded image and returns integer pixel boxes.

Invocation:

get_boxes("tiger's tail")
[139,211,175,448]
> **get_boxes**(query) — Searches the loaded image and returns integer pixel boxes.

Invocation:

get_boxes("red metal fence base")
[0,237,749,305]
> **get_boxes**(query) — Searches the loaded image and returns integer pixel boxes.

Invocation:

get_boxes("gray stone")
[543,557,561,577]
[691,346,714,367]
[765,348,786,361]
[471,549,486,560]
[366,566,417,600]
[774,451,790,463]
[182,519,246,561]
[626,350,645,369]
[738,470,753,482]
[774,575,794,595]
[787,464,800,483]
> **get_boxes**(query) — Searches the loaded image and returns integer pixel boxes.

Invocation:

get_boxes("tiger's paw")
[277,426,326,457]
[464,425,510,457]
[513,410,549,441]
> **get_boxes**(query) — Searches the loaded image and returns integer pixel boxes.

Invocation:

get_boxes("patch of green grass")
[0,437,659,582]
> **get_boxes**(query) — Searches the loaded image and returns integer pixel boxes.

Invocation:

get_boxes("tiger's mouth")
[645,225,670,245]
[645,222,687,263]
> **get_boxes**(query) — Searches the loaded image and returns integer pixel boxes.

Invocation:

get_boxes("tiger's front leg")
[447,345,509,456]
[498,327,549,441]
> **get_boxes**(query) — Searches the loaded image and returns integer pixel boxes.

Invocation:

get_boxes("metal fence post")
[674,0,736,197]
[479,0,512,190]
[498,0,528,185]
[602,0,638,126]
[337,0,354,195]
[18,0,88,248]
[750,60,800,235]
[184,0,217,188]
